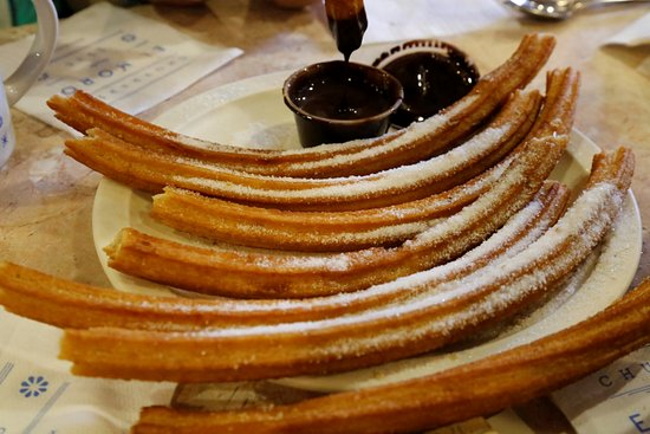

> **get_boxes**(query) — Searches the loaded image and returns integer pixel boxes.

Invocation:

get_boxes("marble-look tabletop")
[1,2,649,432]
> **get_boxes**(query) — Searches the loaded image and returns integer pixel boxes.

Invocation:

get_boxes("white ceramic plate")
[92,72,643,392]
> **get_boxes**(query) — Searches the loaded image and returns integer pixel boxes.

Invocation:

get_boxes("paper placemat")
[606,11,650,46]
[0,311,176,433]
[553,345,650,433]
[0,3,243,130]
[207,0,512,46]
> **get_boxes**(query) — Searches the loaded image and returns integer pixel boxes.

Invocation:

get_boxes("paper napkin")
[0,310,176,433]
[0,3,243,130]
[606,12,650,46]
[604,11,650,77]
[362,0,512,44]
[207,0,512,45]
[553,345,650,434]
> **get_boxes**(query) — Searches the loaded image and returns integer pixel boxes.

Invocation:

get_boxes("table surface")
[1,2,649,432]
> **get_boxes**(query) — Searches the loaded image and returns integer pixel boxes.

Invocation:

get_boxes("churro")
[0,181,568,330]
[133,274,650,434]
[63,87,542,211]
[146,68,577,249]
[48,34,555,178]
[103,75,575,299]
[61,148,635,382]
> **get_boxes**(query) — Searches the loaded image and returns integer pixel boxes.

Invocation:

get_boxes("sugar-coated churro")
[133,274,650,434]
[145,68,576,249]
[62,87,542,211]
[104,70,577,299]
[0,181,568,330]
[60,148,635,383]
[48,34,555,178]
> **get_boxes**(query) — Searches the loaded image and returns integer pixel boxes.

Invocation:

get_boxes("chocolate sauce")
[299,77,392,120]
[381,51,478,127]
[326,7,368,62]
[293,64,393,121]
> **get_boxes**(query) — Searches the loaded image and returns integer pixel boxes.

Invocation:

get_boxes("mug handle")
[4,0,58,106]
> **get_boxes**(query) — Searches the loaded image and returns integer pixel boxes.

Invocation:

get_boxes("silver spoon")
[502,0,650,19]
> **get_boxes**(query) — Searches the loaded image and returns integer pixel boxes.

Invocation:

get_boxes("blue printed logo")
[20,376,49,398]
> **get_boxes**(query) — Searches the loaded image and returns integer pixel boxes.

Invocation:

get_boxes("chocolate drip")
[324,0,367,61]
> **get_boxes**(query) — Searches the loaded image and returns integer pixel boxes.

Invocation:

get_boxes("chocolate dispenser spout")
[324,0,368,61]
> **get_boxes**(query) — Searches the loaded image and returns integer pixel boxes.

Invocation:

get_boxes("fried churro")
[61,148,635,383]
[0,180,568,330]
[48,34,555,178]
[103,69,578,299]
[146,68,578,249]
[63,87,542,211]
[133,274,650,434]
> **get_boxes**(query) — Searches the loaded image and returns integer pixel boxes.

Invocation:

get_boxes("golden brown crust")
[149,179,477,252]
[0,181,569,330]
[133,275,650,434]
[59,148,635,383]
[146,91,542,250]
[2,31,638,434]
[99,68,579,298]
[144,67,578,250]
[104,130,564,299]
[102,69,578,299]
[62,88,542,211]
[47,34,555,178]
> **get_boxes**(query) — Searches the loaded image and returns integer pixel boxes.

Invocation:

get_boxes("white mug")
[0,0,58,168]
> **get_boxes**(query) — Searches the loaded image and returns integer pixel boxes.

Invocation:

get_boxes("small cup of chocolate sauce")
[283,60,403,148]
[373,39,480,128]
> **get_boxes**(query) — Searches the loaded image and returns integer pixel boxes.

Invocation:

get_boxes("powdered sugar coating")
[175,182,622,346]
[170,122,509,201]
[183,187,555,314]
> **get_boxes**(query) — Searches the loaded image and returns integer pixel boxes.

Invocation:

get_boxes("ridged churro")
[133,274,650,434]
[0,181,568,330]
[62,87,542,211]
[146,68,577,249]
[48,34,555,178]
[103,69,577,299]
[0,29,638,434]
[61,148,635,383]
[104,129,569,299]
